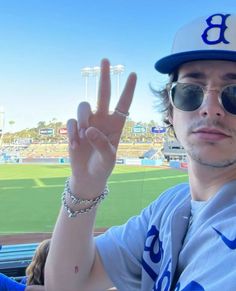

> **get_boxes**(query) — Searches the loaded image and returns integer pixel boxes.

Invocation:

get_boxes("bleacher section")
[117,143,160,159]
[19,143,68,158]
[142,148,157,159]
[3,142,163,160]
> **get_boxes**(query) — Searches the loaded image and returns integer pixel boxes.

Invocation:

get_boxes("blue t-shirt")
[0,273,26,291]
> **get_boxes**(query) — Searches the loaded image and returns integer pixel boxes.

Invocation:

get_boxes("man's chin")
[186,150,236,168]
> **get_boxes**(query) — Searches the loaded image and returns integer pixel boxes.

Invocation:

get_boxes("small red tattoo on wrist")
[75,266,79,273]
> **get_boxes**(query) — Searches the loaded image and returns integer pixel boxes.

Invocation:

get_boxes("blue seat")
[0,243,38,281]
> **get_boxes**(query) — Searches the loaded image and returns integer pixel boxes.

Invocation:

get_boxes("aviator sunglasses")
[168,82,236,115]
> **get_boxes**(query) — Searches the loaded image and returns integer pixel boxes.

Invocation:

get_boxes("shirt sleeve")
[0,273,26,291]
[95,202,153,291]
[20,276,27,285]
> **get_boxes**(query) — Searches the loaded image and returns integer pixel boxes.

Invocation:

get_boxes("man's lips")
[192,127,231,141]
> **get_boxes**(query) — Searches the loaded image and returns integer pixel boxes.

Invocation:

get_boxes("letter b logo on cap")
[155,12,236,74]
[201,13,231,45]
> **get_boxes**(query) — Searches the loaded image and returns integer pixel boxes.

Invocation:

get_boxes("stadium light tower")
[81,63,125,105]
[112,65,125,98]
[81,67,92,101]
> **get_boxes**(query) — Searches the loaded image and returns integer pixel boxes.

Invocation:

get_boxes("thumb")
[86,127,116,161]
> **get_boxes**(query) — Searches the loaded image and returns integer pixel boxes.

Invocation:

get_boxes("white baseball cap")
[155,13,236,74]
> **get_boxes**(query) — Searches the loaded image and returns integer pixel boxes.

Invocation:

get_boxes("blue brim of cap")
[155,50,236,74]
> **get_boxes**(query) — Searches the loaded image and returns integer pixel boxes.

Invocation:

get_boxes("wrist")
[69,175,107,199]
[62,177,109,218]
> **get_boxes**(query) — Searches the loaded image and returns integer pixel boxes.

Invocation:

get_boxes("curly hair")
[26,239,50,285]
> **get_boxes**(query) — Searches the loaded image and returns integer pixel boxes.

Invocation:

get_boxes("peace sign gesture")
[67,59,137,198]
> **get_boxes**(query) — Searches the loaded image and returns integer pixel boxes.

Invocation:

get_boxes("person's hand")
[67,58,137,198]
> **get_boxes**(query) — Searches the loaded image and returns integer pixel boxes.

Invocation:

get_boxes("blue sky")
[1,0,236,131]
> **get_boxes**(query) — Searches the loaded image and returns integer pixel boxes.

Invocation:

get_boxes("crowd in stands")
[0,142,163,161]
[0,119,165,161]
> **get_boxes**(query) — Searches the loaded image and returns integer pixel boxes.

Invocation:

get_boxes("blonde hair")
[26,239,50,285]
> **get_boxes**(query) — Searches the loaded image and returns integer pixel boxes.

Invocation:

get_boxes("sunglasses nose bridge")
[199,87,225,117]
[201,87,221,104]
[204,87,220,96]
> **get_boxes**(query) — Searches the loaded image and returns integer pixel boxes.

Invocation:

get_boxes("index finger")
[96,59,111,114]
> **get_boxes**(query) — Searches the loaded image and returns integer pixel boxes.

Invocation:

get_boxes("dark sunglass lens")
[171,84,203,111]
[221,86,236,115]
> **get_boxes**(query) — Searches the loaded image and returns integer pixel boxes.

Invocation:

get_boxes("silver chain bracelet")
[65,177,109,205]
[62,178,109,218]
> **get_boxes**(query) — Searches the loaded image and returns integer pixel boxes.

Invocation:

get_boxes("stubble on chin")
[186,144,236,168]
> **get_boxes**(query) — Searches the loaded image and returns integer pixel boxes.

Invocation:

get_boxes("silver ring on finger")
[114,109,129,118]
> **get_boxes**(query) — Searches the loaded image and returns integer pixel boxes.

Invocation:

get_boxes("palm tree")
[37,121,46,128]
[9,120,15,132]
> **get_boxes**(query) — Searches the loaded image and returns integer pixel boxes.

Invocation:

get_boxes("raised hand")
[67,59,137,198]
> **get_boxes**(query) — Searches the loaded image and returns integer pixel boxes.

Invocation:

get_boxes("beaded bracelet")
[62,178,109,218]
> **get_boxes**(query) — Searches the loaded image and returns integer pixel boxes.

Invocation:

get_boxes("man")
[45,13,236,290]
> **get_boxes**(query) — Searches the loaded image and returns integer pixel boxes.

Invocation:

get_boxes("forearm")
[45,58,136,291]
[45,204,97,291]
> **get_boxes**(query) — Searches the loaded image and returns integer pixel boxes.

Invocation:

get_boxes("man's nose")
[198,89,225,118]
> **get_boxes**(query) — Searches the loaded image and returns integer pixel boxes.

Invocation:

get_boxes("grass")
[0,164,188,234]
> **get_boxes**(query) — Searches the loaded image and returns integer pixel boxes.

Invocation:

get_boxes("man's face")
[171,60,236,168]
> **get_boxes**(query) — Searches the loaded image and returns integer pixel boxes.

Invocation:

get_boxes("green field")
[0,164,188,234]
